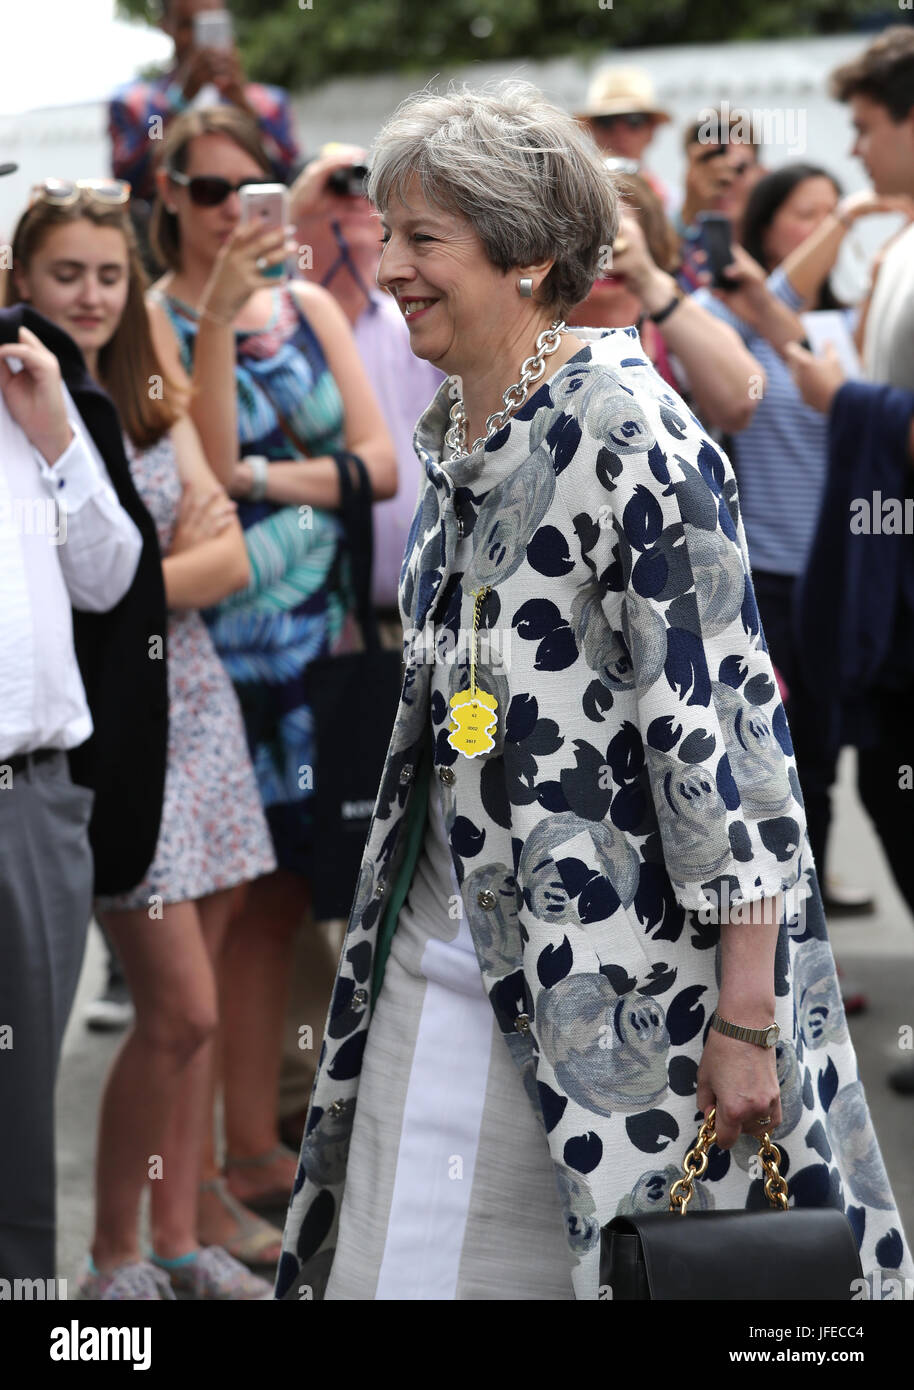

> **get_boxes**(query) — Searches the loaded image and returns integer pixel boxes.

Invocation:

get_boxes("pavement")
[54,749,914,1291]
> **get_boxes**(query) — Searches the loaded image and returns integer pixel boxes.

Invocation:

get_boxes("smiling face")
[762,176,839,268]
[849,93,914,195]
[375,172,551,379]
[14,217,129,364]
[159,131,270,270]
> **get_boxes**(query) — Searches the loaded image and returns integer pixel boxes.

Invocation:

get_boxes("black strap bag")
[304,452,403,922]
[600,1107,864,1300]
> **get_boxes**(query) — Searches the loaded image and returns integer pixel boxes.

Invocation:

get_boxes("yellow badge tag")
[447,690,498,759]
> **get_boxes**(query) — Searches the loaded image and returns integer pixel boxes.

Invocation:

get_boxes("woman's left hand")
[696,1028,781,1149]
[711,243,771,328]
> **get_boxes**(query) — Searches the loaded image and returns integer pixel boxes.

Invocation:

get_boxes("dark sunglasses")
[592,112,653,131]
[167,170,273,207]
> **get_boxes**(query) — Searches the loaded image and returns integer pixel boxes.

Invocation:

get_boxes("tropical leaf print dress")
[155,287,353,873]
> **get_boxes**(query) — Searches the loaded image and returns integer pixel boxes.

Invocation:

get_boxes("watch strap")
[710,1009,779,1048]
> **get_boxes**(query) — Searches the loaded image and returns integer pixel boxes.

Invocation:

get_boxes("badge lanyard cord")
[320,219,376,312]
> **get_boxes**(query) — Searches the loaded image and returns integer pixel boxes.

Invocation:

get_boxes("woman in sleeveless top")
[145,106,396,1231]
[8,187,278,1298]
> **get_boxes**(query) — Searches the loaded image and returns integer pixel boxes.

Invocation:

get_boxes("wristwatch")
[245,455,269,502]
[710,1009,780,1049]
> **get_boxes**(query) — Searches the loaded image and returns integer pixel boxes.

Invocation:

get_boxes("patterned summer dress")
[95,431,276,912]
[154,285,353,874]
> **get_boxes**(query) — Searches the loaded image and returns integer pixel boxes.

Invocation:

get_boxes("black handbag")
[304,451,403,922]
[600,1107,864,1300]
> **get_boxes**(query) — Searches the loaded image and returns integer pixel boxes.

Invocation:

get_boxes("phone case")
[239,186,289,282]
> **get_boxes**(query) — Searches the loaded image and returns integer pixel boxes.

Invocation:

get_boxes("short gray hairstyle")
[367,79,619,318]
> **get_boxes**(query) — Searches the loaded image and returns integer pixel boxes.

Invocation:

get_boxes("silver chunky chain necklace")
[443,319,567,460]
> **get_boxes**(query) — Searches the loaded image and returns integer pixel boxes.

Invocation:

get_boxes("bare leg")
[92,903,216,1270]
[221,869,306,1203]
[148,888,234,1258]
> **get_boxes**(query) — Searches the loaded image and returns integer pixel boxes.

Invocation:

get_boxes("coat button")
[477,889,497,910]
[328,1098,346,1118]
[514,1013,531,1035]
[399,764,413,785]
[373,880,386,898]
[438,766,456,786]
[352,988,368,1007]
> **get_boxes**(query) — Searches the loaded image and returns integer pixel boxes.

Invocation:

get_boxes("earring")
[518,276,533,298]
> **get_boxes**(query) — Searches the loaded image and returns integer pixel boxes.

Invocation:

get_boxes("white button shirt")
[0,385,143,761]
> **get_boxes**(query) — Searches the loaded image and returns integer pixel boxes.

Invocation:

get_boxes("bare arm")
[233,280,397,508]
[147,221,292,488]
[781,192,914,310]
[161,413,250,609]
[640,268,765,432]
[608,214,763,433]
[146,295,240,491]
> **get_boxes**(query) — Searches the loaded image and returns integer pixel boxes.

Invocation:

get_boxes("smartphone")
[193,9,234,50]
[239,184,289,282]
[696,212,738,290]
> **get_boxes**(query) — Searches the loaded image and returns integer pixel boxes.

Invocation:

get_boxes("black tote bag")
[304,452,403,922]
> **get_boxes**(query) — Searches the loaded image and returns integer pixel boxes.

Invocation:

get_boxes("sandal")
[223,1143,299,1213]
[197,1177,284,1269]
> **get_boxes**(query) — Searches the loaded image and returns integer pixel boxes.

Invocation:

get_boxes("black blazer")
[0,305,168,895]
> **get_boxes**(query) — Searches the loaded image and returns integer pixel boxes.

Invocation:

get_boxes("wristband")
[246,455,269,502]
[649,287,684,325]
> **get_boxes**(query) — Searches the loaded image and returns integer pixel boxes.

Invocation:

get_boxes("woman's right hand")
[169,484,237,555]
[835,190,914,227]
[199,221,296,325]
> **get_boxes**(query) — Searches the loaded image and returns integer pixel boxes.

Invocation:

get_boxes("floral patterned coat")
[276,326,912,1301]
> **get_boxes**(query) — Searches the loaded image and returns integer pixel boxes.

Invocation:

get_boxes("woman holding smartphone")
[6,180,278,1298]
[144,106,396,1234]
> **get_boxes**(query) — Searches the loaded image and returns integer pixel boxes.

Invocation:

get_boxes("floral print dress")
[277,326,912,1302]
[95,431,276,912]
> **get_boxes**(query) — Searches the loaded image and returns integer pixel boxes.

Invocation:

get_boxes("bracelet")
[648,287,684,325]
[198,304,234,328]
[246,455,269,502]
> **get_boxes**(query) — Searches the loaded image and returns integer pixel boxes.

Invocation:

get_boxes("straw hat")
[575,68,670,124]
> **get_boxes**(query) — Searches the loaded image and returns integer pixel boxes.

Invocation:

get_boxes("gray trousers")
[0,751,93,1279]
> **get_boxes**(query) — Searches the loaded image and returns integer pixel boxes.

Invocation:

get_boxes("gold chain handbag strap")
[669,1106,789,1215]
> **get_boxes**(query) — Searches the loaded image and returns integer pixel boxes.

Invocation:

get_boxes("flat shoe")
[198,1176,283,1268]
[223,1143,298,1213]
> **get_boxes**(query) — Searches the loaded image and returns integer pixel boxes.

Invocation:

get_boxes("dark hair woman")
[696,162,905,903]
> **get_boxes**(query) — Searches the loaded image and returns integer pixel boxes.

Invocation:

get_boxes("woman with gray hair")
[277,80,912,1301]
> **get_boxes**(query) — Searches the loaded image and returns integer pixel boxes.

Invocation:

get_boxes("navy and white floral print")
[277,326,913,1301]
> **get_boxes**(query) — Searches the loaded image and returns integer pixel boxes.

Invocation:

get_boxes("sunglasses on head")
[29,178,130,208]
[167,170,273,207]
[592,112,653,131]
